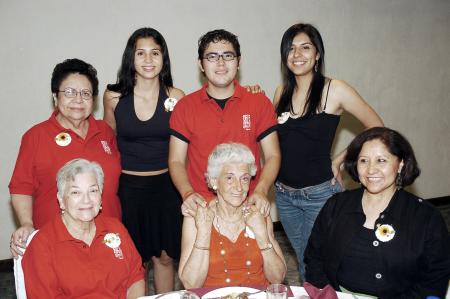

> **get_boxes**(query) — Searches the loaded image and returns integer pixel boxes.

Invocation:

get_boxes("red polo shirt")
[9,111,122,228]
[170,81,277,201]
[22,215,144,298]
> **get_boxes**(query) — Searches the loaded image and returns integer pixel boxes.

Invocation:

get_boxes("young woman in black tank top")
[273,23,383,283]
[103,28,185,294]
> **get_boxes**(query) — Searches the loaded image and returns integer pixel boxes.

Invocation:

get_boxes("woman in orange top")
[179,143,286,288]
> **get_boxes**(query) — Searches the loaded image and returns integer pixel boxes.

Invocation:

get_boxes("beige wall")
[1,0,449,259]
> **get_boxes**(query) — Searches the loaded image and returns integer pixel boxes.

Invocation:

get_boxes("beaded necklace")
[215,215,252,285]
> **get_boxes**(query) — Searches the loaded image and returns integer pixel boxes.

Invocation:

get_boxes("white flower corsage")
[103,233,121,248]
[103,233,123,259]
[375,224,395,242]
[55,132,71,146]
[164,97,178,112]
[277,112,290,124]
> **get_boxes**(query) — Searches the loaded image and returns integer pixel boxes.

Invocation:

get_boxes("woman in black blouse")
[305,127,450,298]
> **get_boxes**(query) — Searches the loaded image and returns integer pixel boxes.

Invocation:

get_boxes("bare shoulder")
[328,79,359,99]
[273,85,284,106]
[168,87,185,100]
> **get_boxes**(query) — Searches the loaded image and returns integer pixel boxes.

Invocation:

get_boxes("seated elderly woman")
[179,143,286,287]
[304,127,450,298]
[22,159,144,298]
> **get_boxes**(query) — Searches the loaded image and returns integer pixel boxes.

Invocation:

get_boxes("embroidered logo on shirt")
[103,233,124,259]
[242,114,251,131]
[101,141,112,155]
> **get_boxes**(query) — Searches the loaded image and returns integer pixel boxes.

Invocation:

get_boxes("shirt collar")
[200,80,244,102]
[49,110,100,139]
[53,214,109,244]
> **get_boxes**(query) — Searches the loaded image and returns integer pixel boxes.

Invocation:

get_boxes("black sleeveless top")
[115,88,171,171]
[277,81,340,188]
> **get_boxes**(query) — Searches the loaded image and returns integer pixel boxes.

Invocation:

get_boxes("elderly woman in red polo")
[9,58,121,258]
[22,159,144,298]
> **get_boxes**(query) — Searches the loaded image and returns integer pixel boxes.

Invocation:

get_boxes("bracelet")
[259,242,273,252]
[193,243,210,250]
[182,190,195,201]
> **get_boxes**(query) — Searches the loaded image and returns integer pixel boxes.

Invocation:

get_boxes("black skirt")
[118,172,182,262]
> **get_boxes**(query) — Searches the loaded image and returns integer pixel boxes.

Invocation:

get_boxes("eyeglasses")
[58,87,93,100]
[203,52,237,62]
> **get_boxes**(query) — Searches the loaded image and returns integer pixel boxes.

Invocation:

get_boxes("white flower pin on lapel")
[375,224,395,242]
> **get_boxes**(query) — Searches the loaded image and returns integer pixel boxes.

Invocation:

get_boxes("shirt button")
[373,240,379,247]
[380,214,385,219]
[375,273,382,279]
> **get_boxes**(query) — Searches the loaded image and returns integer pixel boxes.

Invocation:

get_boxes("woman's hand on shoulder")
[168,87,185,100]
[10,223,35,258]
[328,79,383,128]
[103,89,121,132]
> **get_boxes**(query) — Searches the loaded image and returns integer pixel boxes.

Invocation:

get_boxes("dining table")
[138,285,374,299]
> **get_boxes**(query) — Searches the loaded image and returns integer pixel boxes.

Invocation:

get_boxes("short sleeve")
[169,97,191,142]
[254,94,277,141]
[22,232,65,298]
[9,129,38,196]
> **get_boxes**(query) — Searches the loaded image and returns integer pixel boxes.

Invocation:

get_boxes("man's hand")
[181,192,207,217]
[247,190,270,217]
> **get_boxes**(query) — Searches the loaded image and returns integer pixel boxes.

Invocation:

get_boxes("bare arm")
[168,87,185,99]
[261,217,287,283]
[168,136,206,216]
[178,208,214,288]
[247,132,281,215]
[10,194,35,257]
[102,89,120,132]
[328,80,384,184]
[245,207,286,283]
[126,279,145,299]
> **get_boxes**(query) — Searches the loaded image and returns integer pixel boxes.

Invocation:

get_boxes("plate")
[202,287,265,299]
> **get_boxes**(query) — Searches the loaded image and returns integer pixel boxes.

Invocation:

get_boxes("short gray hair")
[56,159,104,199]
[206,143,257,181]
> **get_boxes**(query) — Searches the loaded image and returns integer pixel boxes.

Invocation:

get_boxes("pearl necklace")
[215,216,252,285]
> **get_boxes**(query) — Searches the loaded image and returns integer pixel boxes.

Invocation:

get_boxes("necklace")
[215,216,252,285]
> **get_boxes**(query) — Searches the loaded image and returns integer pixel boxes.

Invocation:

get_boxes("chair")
[13,230,39,299]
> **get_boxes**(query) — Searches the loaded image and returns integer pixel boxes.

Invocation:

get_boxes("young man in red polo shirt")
[169,29,280,216]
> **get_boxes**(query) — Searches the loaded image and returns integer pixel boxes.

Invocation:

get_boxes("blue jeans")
[275,179,343,283]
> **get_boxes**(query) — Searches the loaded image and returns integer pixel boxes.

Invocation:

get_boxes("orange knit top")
[203,227,269,287]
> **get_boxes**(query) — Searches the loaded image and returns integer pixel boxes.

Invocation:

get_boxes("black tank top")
[277,81,340,188]
[115,88,171,171]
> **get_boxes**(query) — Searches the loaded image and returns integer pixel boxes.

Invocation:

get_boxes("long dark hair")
[276,23,325,117]
[107,28,173,97]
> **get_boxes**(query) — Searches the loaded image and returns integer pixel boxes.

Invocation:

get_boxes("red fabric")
[170,81,277,202]
[9,111,122,228]
[303,282,338,299]
[203,227,269,287]
[22,215,144,298]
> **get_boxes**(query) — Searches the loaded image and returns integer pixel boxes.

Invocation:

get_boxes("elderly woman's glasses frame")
[58,87,93,100]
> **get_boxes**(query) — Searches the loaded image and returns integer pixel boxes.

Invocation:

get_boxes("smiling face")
[287,32,319,77]
[357,139,404,197]
[198,40,240,89]
[54,73,93,122]
[134,37,163,80]
[214,163,251,208]
[59,172,102,224]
